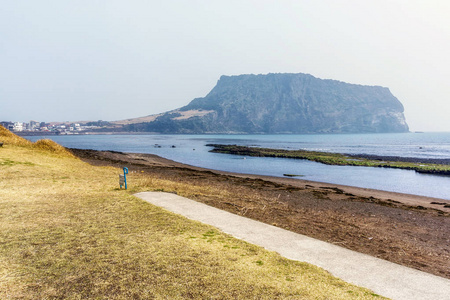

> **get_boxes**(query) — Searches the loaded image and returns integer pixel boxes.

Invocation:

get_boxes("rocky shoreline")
[346,153,450,165]
[208,144,450,175]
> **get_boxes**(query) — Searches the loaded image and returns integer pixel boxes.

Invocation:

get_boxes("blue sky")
[1,1,449,131]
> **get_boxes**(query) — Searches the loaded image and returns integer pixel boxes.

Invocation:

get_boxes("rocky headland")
[121,73,409,134]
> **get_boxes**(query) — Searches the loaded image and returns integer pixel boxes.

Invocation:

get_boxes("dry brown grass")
[0,125,32,147]
[0,125,74,157]
[0,131,385,299]
[32,138,75,157]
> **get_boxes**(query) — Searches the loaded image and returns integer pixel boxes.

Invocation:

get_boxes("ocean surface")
[26,132,450,200]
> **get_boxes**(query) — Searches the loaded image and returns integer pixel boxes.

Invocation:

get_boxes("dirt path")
[70,148,450,279]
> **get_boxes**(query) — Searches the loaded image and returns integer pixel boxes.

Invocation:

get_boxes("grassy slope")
[0,128,384,299]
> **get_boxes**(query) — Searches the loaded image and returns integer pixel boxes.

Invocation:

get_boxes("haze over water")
[26,132,450,201]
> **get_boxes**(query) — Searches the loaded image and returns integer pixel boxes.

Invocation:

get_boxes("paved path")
[135,192,450,300]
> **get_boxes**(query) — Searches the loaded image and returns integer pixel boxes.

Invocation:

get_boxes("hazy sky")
[1,1,449,131]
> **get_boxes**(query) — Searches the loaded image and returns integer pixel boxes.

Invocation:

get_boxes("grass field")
[0,127,385,299]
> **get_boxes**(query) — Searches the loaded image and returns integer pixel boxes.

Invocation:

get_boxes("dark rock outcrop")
[124,73,409,133]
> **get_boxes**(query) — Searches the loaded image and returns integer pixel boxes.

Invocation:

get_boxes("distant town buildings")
[0,120,107,134]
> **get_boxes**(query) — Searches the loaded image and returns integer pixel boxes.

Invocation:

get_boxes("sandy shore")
[70,148,450,279]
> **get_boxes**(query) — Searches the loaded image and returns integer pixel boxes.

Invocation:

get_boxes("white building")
[13,122,23,131]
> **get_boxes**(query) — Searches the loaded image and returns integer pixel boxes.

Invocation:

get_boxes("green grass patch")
[0,158,35,167]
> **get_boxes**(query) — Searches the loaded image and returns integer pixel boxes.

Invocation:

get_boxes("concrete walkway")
[135,192,450,300]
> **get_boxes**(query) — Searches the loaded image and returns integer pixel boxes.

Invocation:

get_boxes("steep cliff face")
[125,73,409,133]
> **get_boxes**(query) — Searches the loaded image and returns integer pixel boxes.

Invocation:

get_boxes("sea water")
[26,133,450,200]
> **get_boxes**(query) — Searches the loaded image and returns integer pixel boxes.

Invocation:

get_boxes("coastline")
[70,147,450,211]
[70,148,450,279]
[15,131,161,136]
